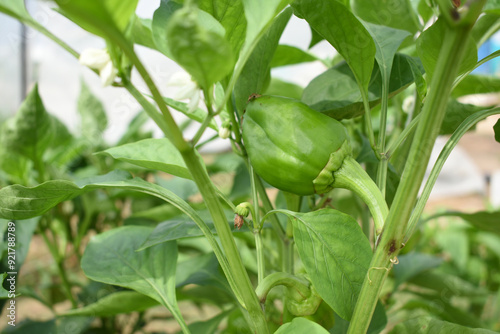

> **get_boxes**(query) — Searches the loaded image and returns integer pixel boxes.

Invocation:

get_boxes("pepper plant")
[1,0,500,333]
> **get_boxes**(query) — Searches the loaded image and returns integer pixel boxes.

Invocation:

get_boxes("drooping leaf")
[166,6,235,88]
[81,226,188,331]
[352,0,420,33]
[287,209,372,320]
[270,44,318,68]
[233,8,292,114]
[99,138,192,179]
[362,22,411,97]
[199,0,247,56]
[452,74,500,98]
[389,316,496,333]
[417,18,477,81]
[399,297,485,328]
[78,81,107,144]
[274,317,330,334]
[62,291,159,317]
[440,100,485,135]
[438,211,500,236]
[302,54,419,120]
[293,0,376,94]
[410,271,489,298]
[393,252,443,288]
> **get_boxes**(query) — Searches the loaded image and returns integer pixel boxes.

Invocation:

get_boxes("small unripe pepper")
[242,95,388,233]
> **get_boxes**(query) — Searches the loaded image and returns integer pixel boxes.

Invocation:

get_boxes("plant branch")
[347,6,485,332]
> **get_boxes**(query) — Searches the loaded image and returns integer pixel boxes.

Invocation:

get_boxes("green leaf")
[362,22,411,91]
[166,6,235,88]
[417,18,477,81]
[275,317,330,333]
[2,84,53,162]
[393,252,443,288]
[270,44,318,68]
[1,218,38,272]
[116,110,152,146]
[176,253,230,292]
[199,0,247,56]
[438,211,500,236]
[138,218,246,251]
[0,0,33,23]
[453,74,500,98]
[288,209,372,321]
[1,319,57,334]
[484,0,500,14]
[440,100,485,135]
[352,0,420,33]
[303,54,418,120]
[0,273,9,299]
[410,271,489,298]
[495,119,500,143]
[161,96,218,130]
[240,0,290,54]
[81,226,188,331]
[233,7,292,114]
[55,0,139,37]
[435,226,469,272]
[389,316,496,333]
[78,81,107,143]
[152,0,181,59]
[99,138,192,179]
[182,310,232,334]
[132,17,156,50]
[265,78,304,100]
[293,0,376,94]
[62,291,158,317]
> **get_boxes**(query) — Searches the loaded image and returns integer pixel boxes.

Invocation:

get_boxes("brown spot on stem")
[452,0,460,8]
[450,8,460,20]
[388,239,397,255]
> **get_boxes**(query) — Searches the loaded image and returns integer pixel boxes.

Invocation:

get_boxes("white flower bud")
[219,126,231,139]
[79,48,110,71]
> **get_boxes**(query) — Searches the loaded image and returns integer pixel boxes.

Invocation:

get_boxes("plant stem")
[334,157,388,234]
[404,107,500,242]
[39,225,77,308]
[249,166,265,284]
[376,75,391,197]
[182,149,269,334]
[347,9,483,332]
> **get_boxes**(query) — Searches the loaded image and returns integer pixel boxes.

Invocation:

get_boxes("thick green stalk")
[347,9,483,333]
[334,156,388,234]
[182,150,269,334]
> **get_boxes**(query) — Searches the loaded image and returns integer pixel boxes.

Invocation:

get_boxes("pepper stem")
[333,156,388,235]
